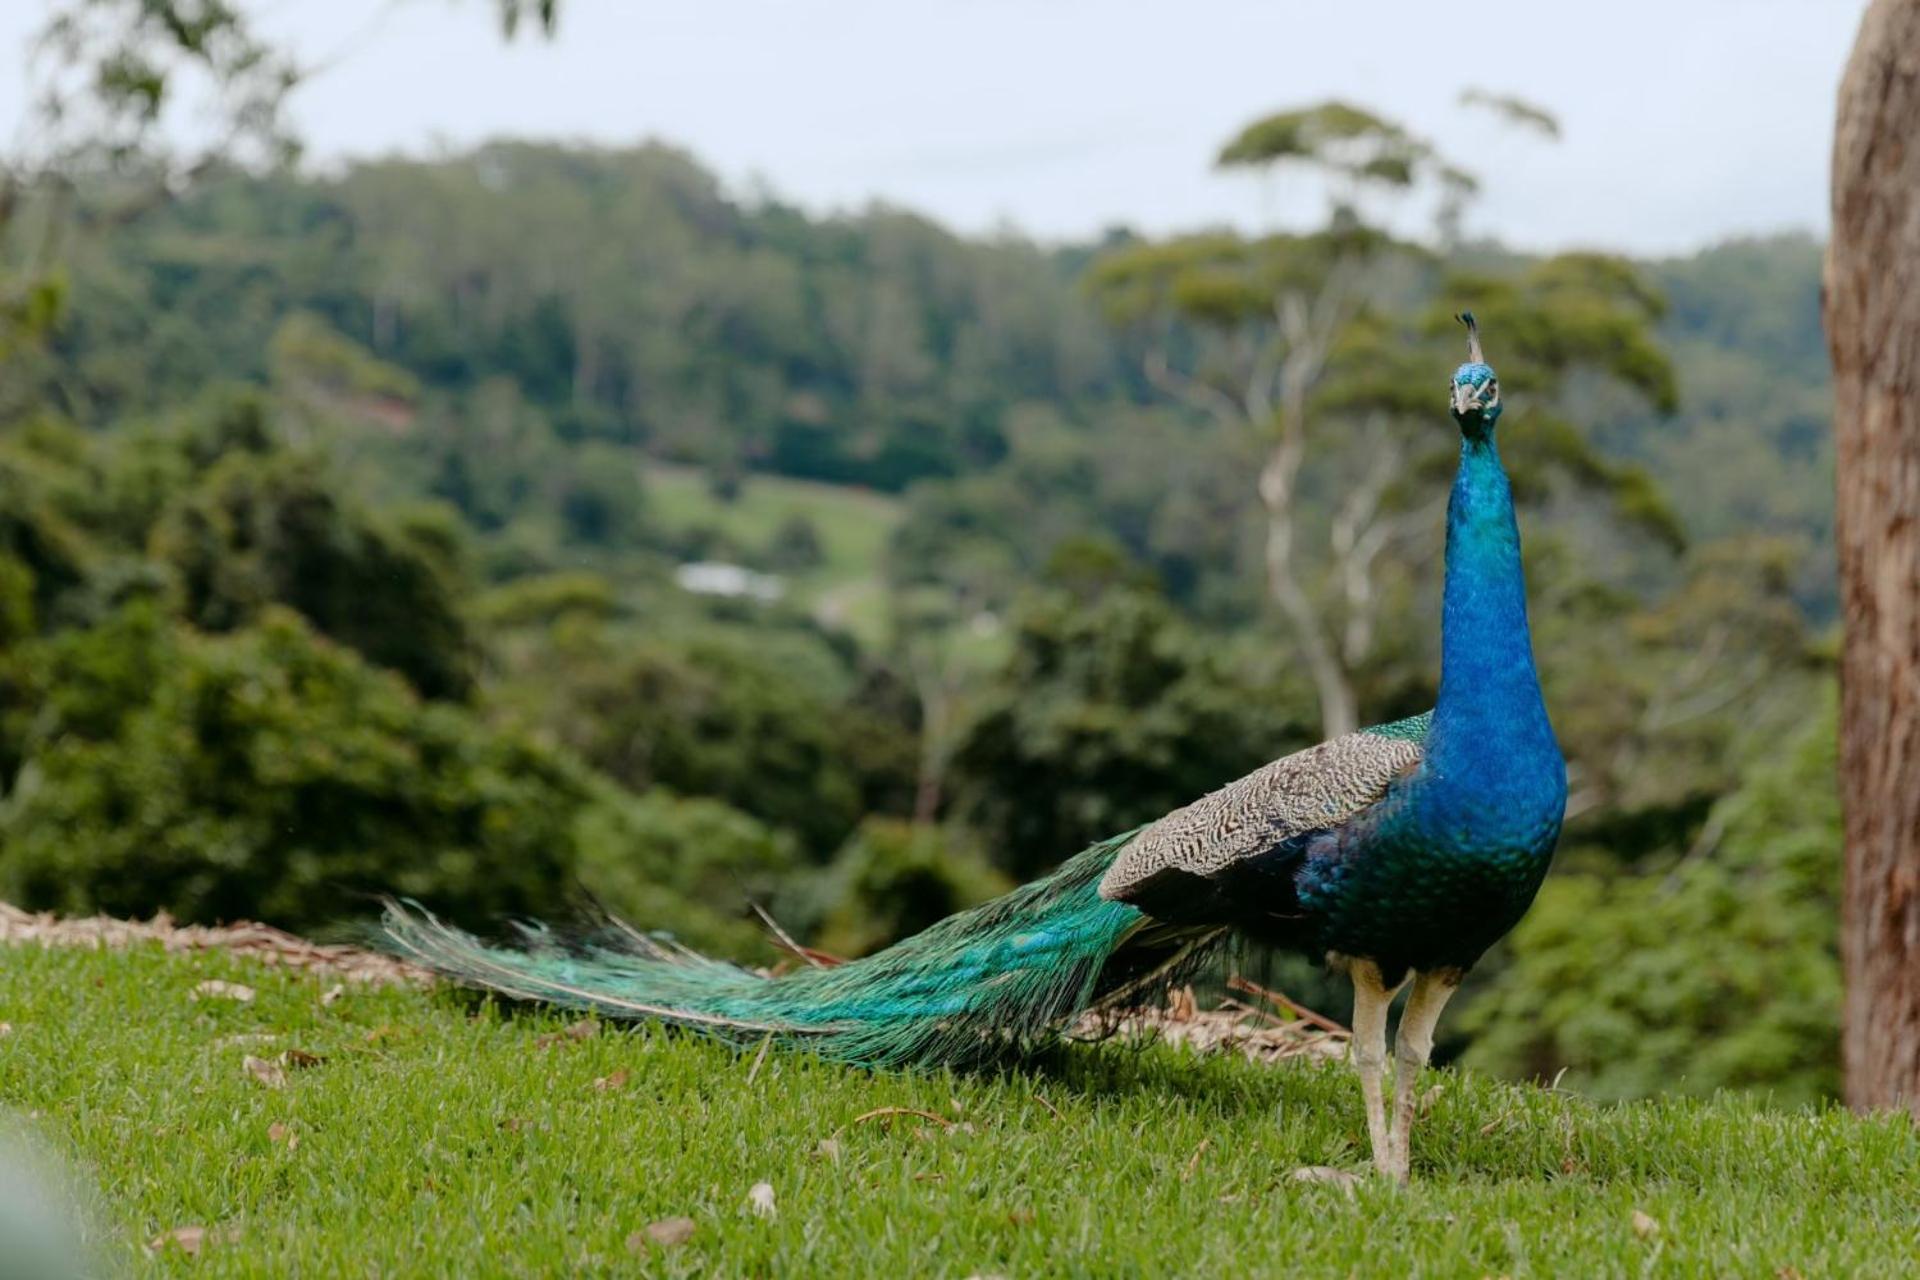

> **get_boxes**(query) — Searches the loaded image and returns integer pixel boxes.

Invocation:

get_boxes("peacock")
[384,314,1567,1183]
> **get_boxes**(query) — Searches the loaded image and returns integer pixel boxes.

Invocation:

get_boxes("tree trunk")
[1259,431,1358,738]
[911,674,951,827]
[1826,0,1920,1116]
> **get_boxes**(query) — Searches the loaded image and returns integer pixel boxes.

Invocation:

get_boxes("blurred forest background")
[0,4,1840,1105]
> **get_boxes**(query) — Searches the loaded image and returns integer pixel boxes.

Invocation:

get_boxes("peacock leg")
[1385,969,1460,1182]
[1346,959,1403,1178]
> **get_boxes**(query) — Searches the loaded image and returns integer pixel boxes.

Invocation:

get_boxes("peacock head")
[1449,312,1502,435]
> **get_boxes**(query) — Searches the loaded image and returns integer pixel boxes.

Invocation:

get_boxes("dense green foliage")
[568,789,806,958]
[0,604,575,931]
[949,585,1307,877]
[511,631,882,855]
[10,144,1121,493]
[0,402,886,947]
[5,944,1916,1277]
[0,135,1841,1103]
[153,444,476,699]
[806,818,1012,959]
[3,149,1832,599]
[1462,698,1843,1104]
[0,594,815,951]
[1614,235,1835,611]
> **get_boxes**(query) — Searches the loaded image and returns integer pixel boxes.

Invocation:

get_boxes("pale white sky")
[1,1,1866,254]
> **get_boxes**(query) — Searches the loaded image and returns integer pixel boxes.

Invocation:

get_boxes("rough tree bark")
[1826,0,1920,1116]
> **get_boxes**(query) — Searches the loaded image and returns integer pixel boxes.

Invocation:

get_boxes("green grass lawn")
[3,943,1916,1278]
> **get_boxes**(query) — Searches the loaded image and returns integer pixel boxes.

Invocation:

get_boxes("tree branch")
[1142,348,1243,430]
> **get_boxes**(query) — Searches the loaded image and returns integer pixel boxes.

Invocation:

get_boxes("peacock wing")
[1096,711,1431,915]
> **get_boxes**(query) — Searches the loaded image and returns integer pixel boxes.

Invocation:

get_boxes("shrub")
[1459,697,1842,1103]
[948,587,1307,877]
[0,606,576,934]
[571,789,804,959]
[149,453,475,699]
[540,636,874,856]
[806,818,1013,958]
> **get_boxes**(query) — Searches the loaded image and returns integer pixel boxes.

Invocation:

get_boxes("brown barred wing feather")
[1096,720,1428,917]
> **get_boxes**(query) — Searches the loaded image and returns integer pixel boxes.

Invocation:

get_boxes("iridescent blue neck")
[1425,435,1558,780]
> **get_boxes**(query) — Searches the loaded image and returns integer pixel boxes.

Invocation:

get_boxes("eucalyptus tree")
[1089,101,1677,737]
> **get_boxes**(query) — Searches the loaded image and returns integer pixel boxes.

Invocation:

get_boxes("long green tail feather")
[383,828,1179,1068]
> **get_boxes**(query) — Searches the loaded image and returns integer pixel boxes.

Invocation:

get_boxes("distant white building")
[674,561,785,603]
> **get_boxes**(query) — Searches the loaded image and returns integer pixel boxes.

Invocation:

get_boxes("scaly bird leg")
[1346,959,1403,1178]
[1385,969,1460,1183]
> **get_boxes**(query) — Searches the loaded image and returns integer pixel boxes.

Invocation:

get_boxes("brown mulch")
[1078,983,1350,1066]
[1,903,1345,1064]
[0,902,431,988]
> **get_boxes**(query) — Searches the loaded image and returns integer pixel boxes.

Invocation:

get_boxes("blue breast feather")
[1295,435,1566,971]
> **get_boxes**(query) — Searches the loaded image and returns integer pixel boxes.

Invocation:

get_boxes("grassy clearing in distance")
[644,464,903,643]
[3,943,1916,1278]
[641,466,1012,667]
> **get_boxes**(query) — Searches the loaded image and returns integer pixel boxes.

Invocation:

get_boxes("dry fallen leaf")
[150,1226,208,1256]
[267,1122,299,1151]
[536,1018,600,1049]
[243,1054,287,1088]
[813,1137,841,1163]
[592,1068,630,1092]
[1291,1165,1361,1197]
[747,1181,777,1218]
[0,1022,13,1037]
[192,980,256,1003]
[628,1216,696,1250]
[1632,1210,1662,1240]
[282,1048,324,1070]
[320,984,345,1007]
[1006,1209,1036,1227]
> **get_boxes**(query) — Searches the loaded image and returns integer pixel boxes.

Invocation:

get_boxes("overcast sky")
[1,1,1866,255]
